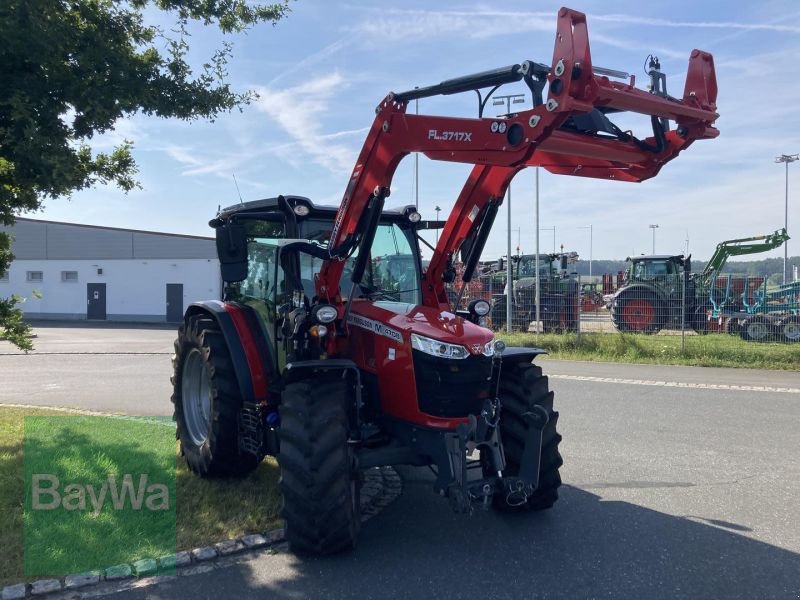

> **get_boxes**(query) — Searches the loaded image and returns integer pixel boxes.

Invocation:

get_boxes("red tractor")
[171,7,719,554]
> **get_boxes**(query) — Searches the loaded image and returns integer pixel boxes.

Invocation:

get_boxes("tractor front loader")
[171,7,719,555]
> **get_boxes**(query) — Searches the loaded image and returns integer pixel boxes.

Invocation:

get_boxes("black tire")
[778,315,800,343]
[611,291,666,334]
[739,315,773,342]
[278,377,360,555]
[171,314,261,477]
[493,362,562,512]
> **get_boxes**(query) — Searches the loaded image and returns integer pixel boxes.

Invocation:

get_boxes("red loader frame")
[317,7,718,314]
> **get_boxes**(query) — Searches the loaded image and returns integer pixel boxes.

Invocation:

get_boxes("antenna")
[232,174,244,205]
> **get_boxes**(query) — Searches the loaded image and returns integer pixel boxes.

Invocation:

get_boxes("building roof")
[2,218,216,261]
[12,217,213,241]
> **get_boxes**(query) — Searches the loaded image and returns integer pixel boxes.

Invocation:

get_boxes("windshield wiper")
[358,286,419,300]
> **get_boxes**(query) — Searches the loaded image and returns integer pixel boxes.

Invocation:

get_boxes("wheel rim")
[622,299,654,330]
[747,321,768,341]
[182,348,211,446]
[784,321,800,341]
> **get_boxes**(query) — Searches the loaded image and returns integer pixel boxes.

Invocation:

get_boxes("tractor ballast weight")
[172,7,719,555]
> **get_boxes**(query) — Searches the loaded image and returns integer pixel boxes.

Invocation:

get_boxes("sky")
[30,0,800,263]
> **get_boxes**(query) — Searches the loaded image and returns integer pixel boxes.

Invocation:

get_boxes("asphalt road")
[2,324,800,598]
[111,378,800,600]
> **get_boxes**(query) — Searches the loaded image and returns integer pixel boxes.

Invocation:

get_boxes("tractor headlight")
[311,304,338,324]
[469,299,491,317]
[481,339,495,357]
[410,333,469,360]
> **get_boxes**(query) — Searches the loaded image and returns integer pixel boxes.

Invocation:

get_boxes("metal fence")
[448,264,800,347]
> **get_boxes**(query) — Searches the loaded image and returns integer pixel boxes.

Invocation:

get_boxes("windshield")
[518,255,552,277]
[631,259,671,281]
[365,223,420,303]
[236,218,420,305]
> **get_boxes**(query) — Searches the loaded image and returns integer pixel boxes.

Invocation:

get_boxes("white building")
[0,218,220,322]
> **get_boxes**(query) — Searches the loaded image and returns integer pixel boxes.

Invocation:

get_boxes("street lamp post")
[775,154,798,284]
[492,93,526,334]
[577,225,593,279]
[649,224,659,254]
[435,205,441,244]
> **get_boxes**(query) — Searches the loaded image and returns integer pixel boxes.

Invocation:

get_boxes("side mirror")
[216,220,248,282]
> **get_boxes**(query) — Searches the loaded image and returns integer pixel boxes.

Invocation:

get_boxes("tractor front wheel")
[171,314,261,477]
[492,362,563,512]
[278,377,360,555]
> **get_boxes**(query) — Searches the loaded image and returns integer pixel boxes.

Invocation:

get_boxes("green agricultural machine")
[725,278,800,342]
[488,252,580,333]
[610,229,789,335]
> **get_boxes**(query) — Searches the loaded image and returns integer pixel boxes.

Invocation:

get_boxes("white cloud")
[253,73,360,174]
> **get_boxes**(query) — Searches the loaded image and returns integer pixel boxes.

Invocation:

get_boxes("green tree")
[0,0,290,349]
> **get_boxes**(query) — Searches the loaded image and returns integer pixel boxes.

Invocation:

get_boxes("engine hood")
[347,301,493,356]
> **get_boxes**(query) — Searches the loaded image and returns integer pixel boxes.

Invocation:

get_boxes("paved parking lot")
[2,323,799,598]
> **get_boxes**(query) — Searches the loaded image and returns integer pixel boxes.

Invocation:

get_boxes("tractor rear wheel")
[492,362,562,512]
[778,315,800,343]
[740,315,773,342]
[278,377,360,555]
[172,314,261,477]
[612,292,665,334]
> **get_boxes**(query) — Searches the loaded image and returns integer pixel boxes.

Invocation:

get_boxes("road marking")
[549,374,800,394]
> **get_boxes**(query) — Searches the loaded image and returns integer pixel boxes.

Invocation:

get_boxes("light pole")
[492,93,525,334]
[649,224,659,254]
[577,225,593,280]
[435,205,441,244]
[775,153,798,284]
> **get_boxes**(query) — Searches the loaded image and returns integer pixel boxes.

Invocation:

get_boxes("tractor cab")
[211,195,426,371]
[626,255,686,284]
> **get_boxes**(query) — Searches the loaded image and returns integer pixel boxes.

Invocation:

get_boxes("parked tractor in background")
[610,229,788,335]
[581,282,605,312]
[489,252,580,333]
[170,7,719,555]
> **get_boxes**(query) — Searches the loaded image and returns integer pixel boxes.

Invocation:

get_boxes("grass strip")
[0,407,280,586]
[499,332,800,370]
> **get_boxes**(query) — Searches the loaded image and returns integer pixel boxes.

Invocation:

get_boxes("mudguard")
[183,300,275,406]
[500,347,547,364]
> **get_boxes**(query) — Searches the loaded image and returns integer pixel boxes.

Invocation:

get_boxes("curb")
[1,466,402,599]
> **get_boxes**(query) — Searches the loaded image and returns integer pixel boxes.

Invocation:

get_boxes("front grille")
[412,351,492,418]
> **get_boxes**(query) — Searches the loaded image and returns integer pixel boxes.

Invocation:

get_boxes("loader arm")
[700,228,790,282]
[317,6,719,306]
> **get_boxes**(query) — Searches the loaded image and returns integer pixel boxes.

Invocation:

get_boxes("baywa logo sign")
[24,416,176,578]
[31,473,170,515]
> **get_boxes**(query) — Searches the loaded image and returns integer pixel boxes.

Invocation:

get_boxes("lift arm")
[316,6,719,306]
[700,228,789,283]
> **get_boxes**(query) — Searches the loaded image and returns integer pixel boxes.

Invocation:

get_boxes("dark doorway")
[166,283,184,323]
[87,283,107,320]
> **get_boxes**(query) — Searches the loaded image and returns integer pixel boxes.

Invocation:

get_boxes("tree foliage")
[0,0,290,349]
